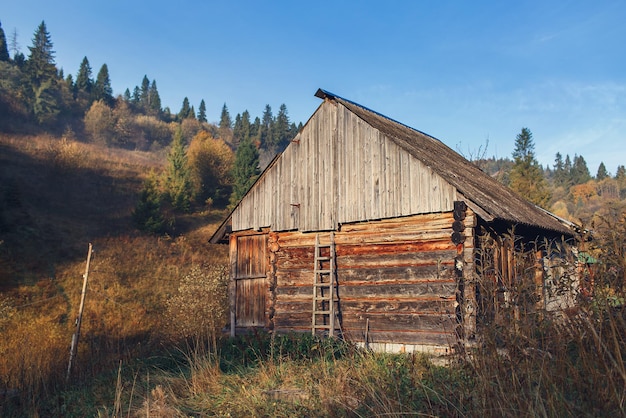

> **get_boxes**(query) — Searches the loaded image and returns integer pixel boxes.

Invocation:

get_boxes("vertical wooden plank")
[229,234,237,337]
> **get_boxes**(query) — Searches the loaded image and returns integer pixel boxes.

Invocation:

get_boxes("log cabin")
[210,89,580,354]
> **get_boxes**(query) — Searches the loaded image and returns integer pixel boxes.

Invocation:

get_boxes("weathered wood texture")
[269,212,471,347]
[231,101,458,232]
[233,233,269,327]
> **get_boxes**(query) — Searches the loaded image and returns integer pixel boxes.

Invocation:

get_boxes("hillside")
[0,133,229,415]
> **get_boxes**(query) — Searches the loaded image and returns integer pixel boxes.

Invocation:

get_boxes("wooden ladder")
[312,232,341,337]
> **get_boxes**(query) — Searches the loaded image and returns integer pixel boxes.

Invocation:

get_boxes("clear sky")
[2,1,625,173]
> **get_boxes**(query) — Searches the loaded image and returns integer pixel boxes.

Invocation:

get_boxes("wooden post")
[67,243,93,382]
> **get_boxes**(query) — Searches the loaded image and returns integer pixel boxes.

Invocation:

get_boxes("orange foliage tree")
[187,131,235,206]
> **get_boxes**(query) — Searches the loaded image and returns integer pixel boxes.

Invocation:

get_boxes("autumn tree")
[187,131,235,206]
[84,100,115,144]
[509,127,551,207]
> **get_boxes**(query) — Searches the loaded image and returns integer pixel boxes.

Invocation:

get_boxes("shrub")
[165,263,229,343]
[46,137,86,174]
[187,131,234,206]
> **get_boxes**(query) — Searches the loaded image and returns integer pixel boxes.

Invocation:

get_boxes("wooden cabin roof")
[210,89,576,243]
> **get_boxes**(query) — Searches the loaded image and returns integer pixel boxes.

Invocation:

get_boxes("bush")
[165,263,229,343]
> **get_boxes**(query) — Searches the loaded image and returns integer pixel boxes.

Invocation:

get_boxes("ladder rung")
[313,283,333,287]
[315,269,332,274]
[314,310,331,315]
[314,295,332,300]
[316,256,331,261]
[313,324,332,329]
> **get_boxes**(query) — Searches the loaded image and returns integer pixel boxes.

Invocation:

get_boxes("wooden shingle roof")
[210,89,577,243]
[315,89,575,236]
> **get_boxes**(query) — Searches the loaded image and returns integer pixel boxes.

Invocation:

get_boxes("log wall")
[269,211,475,349]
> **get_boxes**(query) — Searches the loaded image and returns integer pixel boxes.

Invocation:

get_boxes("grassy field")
[1,133,625,417]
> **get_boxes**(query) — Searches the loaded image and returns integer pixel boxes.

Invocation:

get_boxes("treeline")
[0,19,302,226]
[479,128,626,223]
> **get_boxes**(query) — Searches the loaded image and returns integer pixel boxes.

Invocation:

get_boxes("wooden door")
[234,234,267,327]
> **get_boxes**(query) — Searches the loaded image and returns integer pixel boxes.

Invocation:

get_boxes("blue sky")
[3,1,625,173]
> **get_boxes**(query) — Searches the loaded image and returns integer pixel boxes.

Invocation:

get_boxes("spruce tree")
[218,103,232,141]
[179,97,191,120]
[93,63,113,105]
[570,154,591,185]
[553,152,566,187]
[198,99,207,123]
[75,56,92,93]
[230,138,260,206]
[132,174,166,234]
[123,88,132,102]
[140,75,150,109]
[596,162,609,180]
[148,80,161,114]
[25,21,60,124]
[0,20,9,62]
[26,21,56,85]
[509,127,551,207]
[274,103,291,151]
[165,128,193,212]
[259,104,274,149]
[132,86,141,104]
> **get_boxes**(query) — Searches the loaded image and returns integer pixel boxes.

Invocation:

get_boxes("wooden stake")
[67,243,93,382]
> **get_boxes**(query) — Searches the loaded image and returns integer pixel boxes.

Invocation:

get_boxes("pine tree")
[596,162,609,180]
[132,174,166,234]
[75,56,93,93]
[93,63,113,105]
[25,21,56,85]
[65,73,74,91]
[198,99,207,123]
[230,137,260,206]
[218,103,232,141]
[259,104,274,149]
[0,20,10,62]
[165,128,193,212]
[123,88,132,102]
[553,152,566,187]
[179,97,191,120]
[140,75,150,110]
[25,21,60,124]
[570,154,591,185]
[190,105,196,120]
[273,103,291,151]
[132,86,141,104]
[148,80,161,114]
[509,127,551,207]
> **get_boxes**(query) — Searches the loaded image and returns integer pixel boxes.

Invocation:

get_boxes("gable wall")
[232,101,458,232]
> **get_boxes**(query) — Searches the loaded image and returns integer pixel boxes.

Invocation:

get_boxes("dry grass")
[0,133,228,416]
